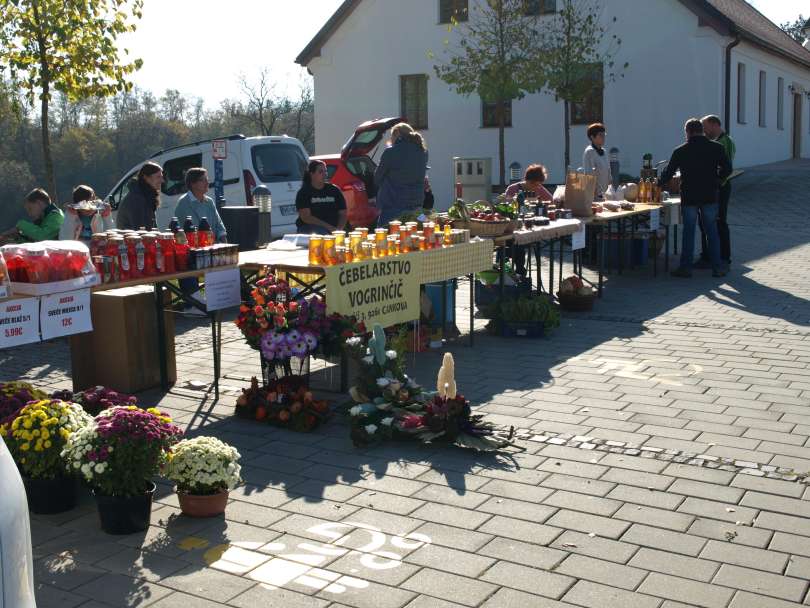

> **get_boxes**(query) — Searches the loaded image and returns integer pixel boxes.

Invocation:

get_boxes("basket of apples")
[557,276,596,312]
[450,200,519,237]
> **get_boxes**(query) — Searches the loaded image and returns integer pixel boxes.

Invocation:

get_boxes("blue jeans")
[681,204,721,270]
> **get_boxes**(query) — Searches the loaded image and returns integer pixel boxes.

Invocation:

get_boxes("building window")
[400,75,429,130]
[439,0,468,23]
[777,77,784,130]
[482,100,513,128]
[524,0,557,15]
[758,70,767,127]
[737,63,746,124]
[570,63,603,125]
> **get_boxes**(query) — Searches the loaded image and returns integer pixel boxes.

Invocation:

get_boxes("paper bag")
[564,170,596,217]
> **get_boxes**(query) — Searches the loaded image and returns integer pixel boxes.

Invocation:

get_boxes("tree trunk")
[563,99,571,173]
[497,100,506,187]
[41,84,56,199]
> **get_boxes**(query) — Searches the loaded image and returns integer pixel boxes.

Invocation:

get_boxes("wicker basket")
[557,291,596,312]
[452,218,519,237]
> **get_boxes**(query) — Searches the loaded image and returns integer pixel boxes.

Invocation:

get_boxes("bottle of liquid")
[183,217,197,248]
[198,217,214,247]
[174,229,189,271]
[169,217,180,234]
[638,179,646,203]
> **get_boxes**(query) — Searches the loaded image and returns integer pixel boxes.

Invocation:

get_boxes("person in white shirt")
[582,122,612,198]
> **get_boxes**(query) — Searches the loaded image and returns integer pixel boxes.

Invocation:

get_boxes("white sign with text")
[205,268,241,312]
[650,209,660,232]
[572,224,586,250]
[40,289,92,340]
[0,298,40,349]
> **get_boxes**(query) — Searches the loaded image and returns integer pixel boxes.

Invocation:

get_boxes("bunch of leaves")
[1,399,92,479]
[235,376,330,432]
[52,386,137,416]
[0,381,48,426]
[485,295,561,330]
[344,325,412,402]
[164,436,241,495]
[62,405,183,497]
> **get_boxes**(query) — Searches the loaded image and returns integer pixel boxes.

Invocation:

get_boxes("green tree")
[0,0,144,199]
[780,15,807,43]
[538,0,626,171]
[433,0,547,187]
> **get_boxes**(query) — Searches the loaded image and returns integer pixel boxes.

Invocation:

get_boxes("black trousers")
[699,182,731,263]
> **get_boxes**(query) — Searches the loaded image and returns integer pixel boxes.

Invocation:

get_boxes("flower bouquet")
[0,381,48,426]
[345,325,513,451]
[0,398,92,513]
[62,405,183,534]
[164,436,241,517]
[235,376,330,432]
[52,386,137,416]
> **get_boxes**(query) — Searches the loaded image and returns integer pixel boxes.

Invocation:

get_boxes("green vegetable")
[484,295,561,331]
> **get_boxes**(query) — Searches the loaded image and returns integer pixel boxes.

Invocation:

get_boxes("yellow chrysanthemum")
[22,419,32,429]
[44,440,52,449]
[20,443,30,452]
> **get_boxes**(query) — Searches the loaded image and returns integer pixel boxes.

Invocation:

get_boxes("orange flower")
[254,294,266,306]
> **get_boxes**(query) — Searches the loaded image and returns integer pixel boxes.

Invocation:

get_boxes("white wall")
[729,40,810,167]
[308,0,808,207]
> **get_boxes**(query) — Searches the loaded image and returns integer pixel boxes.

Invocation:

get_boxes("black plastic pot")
[94,482,155,535]
[23,474,79,514]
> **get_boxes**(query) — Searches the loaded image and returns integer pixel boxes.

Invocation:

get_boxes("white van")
[106,134,309,238]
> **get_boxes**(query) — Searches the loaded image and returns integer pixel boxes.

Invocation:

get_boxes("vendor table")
[92,265,240,397]
[492,218,583,299]
[583,201,681,297]
[239,239,494,346]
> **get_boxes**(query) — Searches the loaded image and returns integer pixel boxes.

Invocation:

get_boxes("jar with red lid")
[106,237,130,281]
[160,233,176,273]
[125,236,143,279]
[174,230,189,271]
[90,234,108,258]
[142,233,158,276]
[25,244,50,283]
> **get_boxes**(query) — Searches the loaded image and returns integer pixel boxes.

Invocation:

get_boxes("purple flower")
[286,329,301,345]
[270,331,286,345]
[303,331,318,350]
[291,340,309,357]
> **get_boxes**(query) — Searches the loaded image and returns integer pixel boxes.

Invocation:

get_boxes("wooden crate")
[69,286,176,393]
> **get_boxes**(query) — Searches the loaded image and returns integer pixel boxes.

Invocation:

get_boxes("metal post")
[468,273,475,347]
[548,241,554,300]
[441,280,448,343]
[665,224,670,272]
[154,282,169,392]
[558,237,563,293]
[598,228,605,297]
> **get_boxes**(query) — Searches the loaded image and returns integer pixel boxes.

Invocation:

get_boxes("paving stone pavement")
[8,159,810,607]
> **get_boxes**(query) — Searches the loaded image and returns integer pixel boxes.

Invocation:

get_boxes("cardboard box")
[69,286,176,393]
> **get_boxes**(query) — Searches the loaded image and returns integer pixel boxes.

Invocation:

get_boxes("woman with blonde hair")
[374,122,428,223]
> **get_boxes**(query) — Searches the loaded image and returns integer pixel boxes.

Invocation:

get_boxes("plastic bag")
[1,240,96,284]
[552,185,566,206]
[605,184,617,201]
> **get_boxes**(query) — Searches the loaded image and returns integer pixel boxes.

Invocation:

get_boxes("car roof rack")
[149,134,246,159]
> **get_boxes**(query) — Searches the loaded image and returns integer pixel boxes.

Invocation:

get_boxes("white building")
[296,0,810,205]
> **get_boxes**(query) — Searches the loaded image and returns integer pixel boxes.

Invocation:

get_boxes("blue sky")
[123,0,806,106]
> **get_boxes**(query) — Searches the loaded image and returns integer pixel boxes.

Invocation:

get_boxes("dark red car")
[312,116,404,229]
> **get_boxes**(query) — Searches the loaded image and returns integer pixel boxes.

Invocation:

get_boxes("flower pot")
[93,482,155,535]
[23,474,79,514]
[178,490,229,518]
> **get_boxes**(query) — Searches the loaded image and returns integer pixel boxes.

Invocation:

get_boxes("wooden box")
[69,286,176,393]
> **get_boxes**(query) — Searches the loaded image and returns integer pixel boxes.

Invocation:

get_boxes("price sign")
[650,209,660,232]
[0,298,40,349]
[212,139,228,160]
[40,289,92,340]
[572,224,586,250]
[205,268,241,312]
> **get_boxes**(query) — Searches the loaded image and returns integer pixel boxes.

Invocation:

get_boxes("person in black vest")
[659,118,732,278]
[296,160,347,234]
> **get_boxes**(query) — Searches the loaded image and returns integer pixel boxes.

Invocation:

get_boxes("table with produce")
[0,220,242,396]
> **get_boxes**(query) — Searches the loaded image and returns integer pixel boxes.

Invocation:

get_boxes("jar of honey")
[388,220,401,235]
[332,231,346,247]
[308,235,323,265]
[358,227,369,241]
[387,235,400,256]
[335,246,347,265]
[417,236,427,251]
[443,224,453,247]
[322,236,337,265]
[349,232,363,258]
[360,241,374,261]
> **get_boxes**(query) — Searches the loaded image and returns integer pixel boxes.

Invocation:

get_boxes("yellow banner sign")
[324,254,423,327]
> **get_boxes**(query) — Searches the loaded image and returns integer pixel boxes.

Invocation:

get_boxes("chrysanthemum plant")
[164,436,241,496]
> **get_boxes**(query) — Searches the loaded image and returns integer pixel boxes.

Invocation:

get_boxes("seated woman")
[504,164,553,201]
[296,160,347,234]
[0,188,64,245]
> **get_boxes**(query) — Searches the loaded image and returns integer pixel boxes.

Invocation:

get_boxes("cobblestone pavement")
[12,160,810,608]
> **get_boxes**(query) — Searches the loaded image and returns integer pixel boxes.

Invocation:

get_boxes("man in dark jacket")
[659,118,732,278]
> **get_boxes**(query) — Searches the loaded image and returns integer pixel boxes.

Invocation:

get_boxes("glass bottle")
[198,217,214,247]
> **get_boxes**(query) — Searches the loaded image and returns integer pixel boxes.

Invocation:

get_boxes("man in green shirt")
[698,115,735,266]
[0,188,65,244]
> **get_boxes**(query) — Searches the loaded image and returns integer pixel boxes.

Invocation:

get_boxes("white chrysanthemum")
[385,350,397,360]
[346,337,362,347]
[350,405,362,416]
[376,377,390,388]
[364,424,378,435]
[362,355,374,365]
[381,418,394,426]
[164,436,242,494]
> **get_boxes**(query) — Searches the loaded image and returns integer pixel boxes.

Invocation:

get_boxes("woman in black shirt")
[296,160,347,234]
